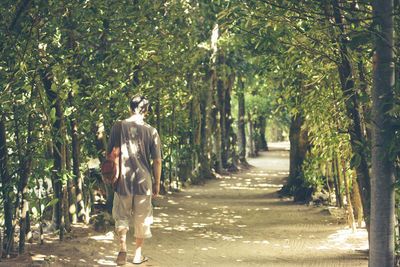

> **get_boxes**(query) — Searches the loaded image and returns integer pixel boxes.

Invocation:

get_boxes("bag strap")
[115,121,123,187]
[115,120,122,146]
[116,121,122,180]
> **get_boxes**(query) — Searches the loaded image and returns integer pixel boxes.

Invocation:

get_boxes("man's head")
[130,95,149,115]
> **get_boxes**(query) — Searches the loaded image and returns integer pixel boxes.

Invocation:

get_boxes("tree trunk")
[247,112,256,158]
[351,170,364,228]
[96,118,114,213]
[211,25,223,174]
[256,116,268,151]
[332,156,342,208]
[340,155,356,233]
[63,186,71,232]
[212,89,223,173]
[197,24,218,180]
[71,119,84,222]
[199,70,214,179]
[325,163,332,204]
[215,52,236,171]
[0,116,14,257]
[54,100,66,241]
[237,77,248,166]
[370,0,395,264]
[217,51,228,169]
[189,73,203,182]
[17,113,34,253]
[65,137,75,227]
[154,92,167,193]
[280,114,311,201]
[156,92,161,135]
[26,210,32,243]
[42,70,66,240]
[357,59,372,142]
[83,169,93,224]
[330,0,371,231]
[35,177,44,245]
[288,115,307,185]
[225,72,237,170]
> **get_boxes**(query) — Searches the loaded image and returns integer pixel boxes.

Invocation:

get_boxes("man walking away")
[107,95,162,265]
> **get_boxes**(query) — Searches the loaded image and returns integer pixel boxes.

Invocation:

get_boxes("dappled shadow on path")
[1,143,368,266]
[145,146,367,266]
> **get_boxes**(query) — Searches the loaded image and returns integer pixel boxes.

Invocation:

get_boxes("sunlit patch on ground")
[31,254,56,262]
[315,227,369,251]
[96,258,117,266]
[89,231,114,242]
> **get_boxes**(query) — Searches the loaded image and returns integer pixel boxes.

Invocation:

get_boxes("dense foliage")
[0,0,398,264]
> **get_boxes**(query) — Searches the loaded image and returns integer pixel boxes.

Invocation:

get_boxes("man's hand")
[152,182,160,197]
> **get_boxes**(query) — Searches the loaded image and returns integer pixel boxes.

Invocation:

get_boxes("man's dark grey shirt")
[107,115,162,196]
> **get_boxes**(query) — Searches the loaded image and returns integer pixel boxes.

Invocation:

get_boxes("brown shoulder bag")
[101,121,122,188]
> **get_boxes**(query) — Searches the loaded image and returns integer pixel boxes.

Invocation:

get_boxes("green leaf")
[45,198,59,209]
[50,108,56,122]
[51,83,58,92]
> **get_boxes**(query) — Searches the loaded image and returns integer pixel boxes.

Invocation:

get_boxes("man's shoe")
[133,256,148,265]
[116,251,127,265]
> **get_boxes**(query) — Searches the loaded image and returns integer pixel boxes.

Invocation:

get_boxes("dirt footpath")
[1,143,368,266]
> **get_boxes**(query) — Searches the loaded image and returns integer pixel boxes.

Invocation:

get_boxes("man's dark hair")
[130,95,149,115]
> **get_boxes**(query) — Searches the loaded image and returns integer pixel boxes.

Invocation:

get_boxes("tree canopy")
[0,0,399,264]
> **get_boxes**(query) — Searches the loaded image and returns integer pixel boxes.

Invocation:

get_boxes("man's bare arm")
[152,158,162,197]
